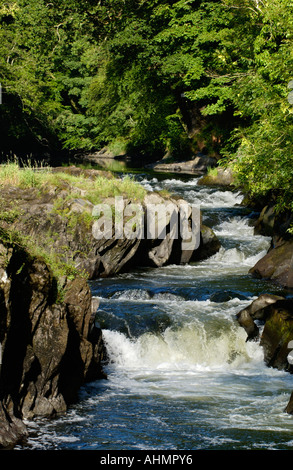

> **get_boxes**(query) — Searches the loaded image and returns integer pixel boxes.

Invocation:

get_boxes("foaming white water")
[211,215,271,268]
[187,189,244,208]
[140,177,200,191]
[110,289,185,303]
[139,175,244,209]
[102,320,262,373]
[214,216,255,238]
[208,246,268,270]
[162,177,200,186]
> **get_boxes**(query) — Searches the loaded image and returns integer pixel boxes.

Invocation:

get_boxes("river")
[18,173,293,451]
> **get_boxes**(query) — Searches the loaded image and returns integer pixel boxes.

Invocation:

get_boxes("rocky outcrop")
[0,239,105,448]
[236,295,293,414]
[146,154,217,176]
[0,170,221,447]
[247,201,293,288]
[236,294,286,341]
[259,299,293,372]
[253,204,293,239]
[1,176,220,280]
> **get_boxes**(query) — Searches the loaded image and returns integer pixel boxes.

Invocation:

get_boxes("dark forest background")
[1,0,293,213]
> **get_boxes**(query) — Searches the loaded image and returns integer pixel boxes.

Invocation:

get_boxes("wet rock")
[146,155,217,176]
[249,240,293,288]
[259,299,293,371]
[191,224,221,262]
[236,294,285,341]
[236,295,293,414]
[237,308,260,341]
[197,167,235,187]
[0,240,106,448]
[0,403,28,449]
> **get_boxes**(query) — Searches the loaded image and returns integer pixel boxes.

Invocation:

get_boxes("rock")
[141,193,197,267]
[197,167,235,187]
[285,393,293,414]
[259,299,293,371]
[134,193,220,268]
[191,224,221,262]
[147,155,217,176]
[0,239,106,448]
[249,240,293,288]
[237,308,260,341]
[253,203,293,238]
[0,403,28,449]
[236,295,293,415]
[236,294,285,341]
[254,205,276,237]
[1,178,220,279]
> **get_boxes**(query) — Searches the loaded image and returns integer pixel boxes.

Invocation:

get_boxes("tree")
[223,0,293,212]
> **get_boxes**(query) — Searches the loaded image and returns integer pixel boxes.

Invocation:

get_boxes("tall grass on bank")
[0,161,147,202]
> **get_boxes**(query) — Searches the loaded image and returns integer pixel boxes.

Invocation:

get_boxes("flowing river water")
[18,173,293,451]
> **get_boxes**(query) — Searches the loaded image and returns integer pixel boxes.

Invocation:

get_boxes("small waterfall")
[102,316,261,372]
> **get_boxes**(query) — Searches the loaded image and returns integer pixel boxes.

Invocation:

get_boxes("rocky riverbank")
[197,164,293,413]
[236,294,293,413]
[0,166,221,448]
[0,235,105,448]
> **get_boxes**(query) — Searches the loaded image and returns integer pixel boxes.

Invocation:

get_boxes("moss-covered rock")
[259,299,293,372]
[197,167,235,187]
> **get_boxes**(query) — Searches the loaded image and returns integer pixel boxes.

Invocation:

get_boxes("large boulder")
[259,299,293,372]
[197,167,235,187]
[0,403,28,449]
[236,294,285,341]
[249,240,293,288]
[146,155,217,176]
[2,174,220,279]
[253,203,293,238]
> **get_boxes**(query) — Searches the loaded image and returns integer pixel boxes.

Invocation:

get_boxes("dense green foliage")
[1,0,293,211]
